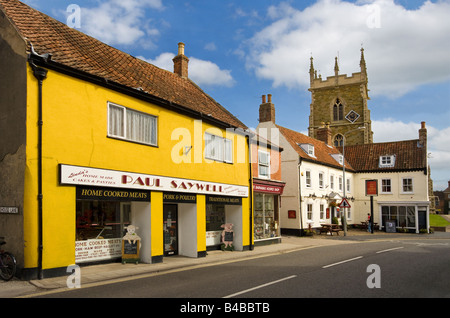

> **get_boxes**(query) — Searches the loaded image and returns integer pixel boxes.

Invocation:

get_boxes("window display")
[254,193,279,240]
[206,204,225,247]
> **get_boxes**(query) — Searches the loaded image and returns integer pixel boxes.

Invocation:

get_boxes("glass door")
[163,204,178,256]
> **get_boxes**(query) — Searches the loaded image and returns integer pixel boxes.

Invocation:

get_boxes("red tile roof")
[0,0,246,129]
[340,139,427,172]
[277,125,355,171]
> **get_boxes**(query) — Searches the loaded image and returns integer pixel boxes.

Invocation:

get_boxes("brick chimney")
[259,94,275,123]
[419,121,427,148]
[317,122,332,145]
[173,42,189,78]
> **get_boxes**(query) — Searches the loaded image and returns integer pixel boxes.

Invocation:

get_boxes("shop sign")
[75,238,122,263]
[253,184,284,194]
[366,179,378,196]
[60,164,248,197]
[163,192,196,203]
[76,186,150,201]
[206,195,242,205]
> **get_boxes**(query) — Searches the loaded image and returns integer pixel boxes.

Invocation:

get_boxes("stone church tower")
[308,48,373,146]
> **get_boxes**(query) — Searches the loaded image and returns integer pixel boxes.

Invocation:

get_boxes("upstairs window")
[108,102,157,146]
[379,155,396,168]
[258,150,270,178]
[298,143,315,158]
[402,178,413,193]
[205,133,233,163]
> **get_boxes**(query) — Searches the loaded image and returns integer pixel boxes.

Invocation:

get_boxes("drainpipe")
[247,134,254,251]
[30,61,48,280]
[298,158,304,236]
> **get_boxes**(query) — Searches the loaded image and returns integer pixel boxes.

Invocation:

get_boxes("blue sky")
[24,0,450,190]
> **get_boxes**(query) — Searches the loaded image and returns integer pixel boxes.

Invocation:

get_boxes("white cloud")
[78,0,164,46]
[245,0,450,98]
[373,119,450,190]
[138,54,235,87]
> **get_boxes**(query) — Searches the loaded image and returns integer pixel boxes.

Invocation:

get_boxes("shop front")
[252,179,285,244]
[61,164,249,264]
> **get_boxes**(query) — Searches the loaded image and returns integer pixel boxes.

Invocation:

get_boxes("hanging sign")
[365,179,378,196]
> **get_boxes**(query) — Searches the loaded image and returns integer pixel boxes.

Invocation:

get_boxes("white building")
[256,95,355,235]
[256,95,430,235]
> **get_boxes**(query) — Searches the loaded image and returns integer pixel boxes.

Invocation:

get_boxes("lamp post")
[342,126,365,236]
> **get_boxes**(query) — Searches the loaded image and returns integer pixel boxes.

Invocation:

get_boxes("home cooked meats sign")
[60,164,248,197]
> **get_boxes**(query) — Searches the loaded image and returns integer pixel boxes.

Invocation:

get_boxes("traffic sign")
[339,198,351,208]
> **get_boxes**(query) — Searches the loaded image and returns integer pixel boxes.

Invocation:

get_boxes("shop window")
[205,133,233,163]
[108,102,157,146]
[206,204,225,247]
[76,200,131,241]
[381,205,416,229]
[258,150,270,178]
[254,193,279,240]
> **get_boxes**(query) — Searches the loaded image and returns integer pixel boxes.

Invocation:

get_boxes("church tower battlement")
[308,48,373,146]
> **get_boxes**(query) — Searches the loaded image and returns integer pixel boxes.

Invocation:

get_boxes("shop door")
[418,210,427,230]
[163,204,178,256]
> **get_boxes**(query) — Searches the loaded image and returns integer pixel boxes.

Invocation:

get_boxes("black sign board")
[385,220,397,233]
[206,195,242,205]
[76,186,150,202]
[123,241,138,254]
[163,192,196,203]
[0,207,19,214]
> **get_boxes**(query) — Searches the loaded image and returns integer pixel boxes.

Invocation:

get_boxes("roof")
[340,139,427,173]
[276,125,355,171]
[0,0,246,129]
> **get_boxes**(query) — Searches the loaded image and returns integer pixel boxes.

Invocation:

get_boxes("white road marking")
[223,275,297,298]
[322,256,363,268]
[376,247,404,253]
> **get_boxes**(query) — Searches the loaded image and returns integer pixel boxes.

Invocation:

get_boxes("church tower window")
[334,134,344,147]
[333,99,344,121]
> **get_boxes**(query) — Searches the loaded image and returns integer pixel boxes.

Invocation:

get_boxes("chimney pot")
[173,42,189,78]
[259,94,275,123]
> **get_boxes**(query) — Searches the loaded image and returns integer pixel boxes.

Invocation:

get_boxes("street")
[31,238,450,300]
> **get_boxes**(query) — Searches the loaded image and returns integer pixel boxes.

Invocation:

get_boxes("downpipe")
[29,61,48,280]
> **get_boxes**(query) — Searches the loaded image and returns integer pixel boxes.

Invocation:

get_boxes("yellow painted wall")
[24,65,250,271]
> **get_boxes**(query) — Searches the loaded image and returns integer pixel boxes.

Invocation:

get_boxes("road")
[31,238,450,301]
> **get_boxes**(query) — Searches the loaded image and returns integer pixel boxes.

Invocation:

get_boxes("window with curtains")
[204,132,233,163]
[108,102,157,146]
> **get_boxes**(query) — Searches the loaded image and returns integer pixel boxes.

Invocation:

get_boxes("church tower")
[308,48,373,146]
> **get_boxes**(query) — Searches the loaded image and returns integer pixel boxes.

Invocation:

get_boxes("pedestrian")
[367,213,371,232]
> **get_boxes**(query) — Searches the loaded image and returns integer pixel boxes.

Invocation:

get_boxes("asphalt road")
[33,238,450,300]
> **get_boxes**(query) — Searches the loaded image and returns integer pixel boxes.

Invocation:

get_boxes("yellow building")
[0,0,252,279]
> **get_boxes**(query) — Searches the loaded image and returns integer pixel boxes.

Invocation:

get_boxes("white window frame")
[299,143,315,158]
[305,170,312,188]
[258,150,270,179]
[346,178,351,193]
[205,132,233,163]
[338,175,343,191]
[319,172,324,189]
[107,102,157,146]
[330,175,334,190]
[401,177,414,194]
[381,179,392,194]
[319,204,325,220]
[379,155,395,168]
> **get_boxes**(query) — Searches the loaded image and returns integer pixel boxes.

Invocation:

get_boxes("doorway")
[163,204,178,256]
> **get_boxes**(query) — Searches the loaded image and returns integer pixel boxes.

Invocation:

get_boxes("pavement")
[1,228,450,298]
